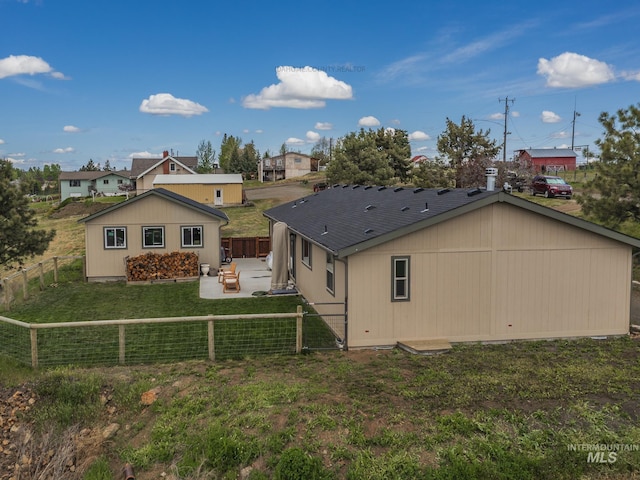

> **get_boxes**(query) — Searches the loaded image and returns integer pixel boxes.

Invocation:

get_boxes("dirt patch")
[49,201,112,219]
[245,183,314,204]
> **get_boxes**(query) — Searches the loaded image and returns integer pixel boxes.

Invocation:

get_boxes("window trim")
[104,227,127,249]
[391,256,410,301]
[181,225,203,248]
[169,162,176,172]
[301,238,312,269]
[69,179,81,187]
[142,226,165,248]
[326,252,335,295]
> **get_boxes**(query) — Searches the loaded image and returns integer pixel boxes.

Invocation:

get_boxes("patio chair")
[223,271,241,293]
[218,262,237,283]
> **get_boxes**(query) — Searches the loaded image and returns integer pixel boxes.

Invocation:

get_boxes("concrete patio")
[199,258,274,299]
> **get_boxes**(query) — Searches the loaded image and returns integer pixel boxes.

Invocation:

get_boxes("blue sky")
[1,0,639,171]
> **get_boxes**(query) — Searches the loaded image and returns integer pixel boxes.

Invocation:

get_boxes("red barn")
[516,148,577,172]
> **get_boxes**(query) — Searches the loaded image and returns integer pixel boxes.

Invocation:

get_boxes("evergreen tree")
[196,140,216,173]
[0,159,56,267]
[374,128,411,182]
[578,103,640,228]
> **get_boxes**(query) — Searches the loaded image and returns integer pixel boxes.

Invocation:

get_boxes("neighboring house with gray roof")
[264,185,640,350]
[130,151,198,195]
[79,188,228,281]
[59,170,131,200]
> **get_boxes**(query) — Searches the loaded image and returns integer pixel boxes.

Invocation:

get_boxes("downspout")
[336,256,348,350]
[631,251,640,331]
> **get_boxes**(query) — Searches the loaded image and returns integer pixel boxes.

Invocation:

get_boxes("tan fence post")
[208,317,215,361]
[296,305,303,353]
[30,328,38,368]
[22,270,28,300]
[119,325,126,364]
[38,262,44,291]
[53,256,59,283]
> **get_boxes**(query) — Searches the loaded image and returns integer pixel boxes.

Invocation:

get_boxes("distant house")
[79,188,228,282]
[410,155,429,168]
[130,151,198,195]
[264,185,640,350]
[59,171,131,201]
[152,174,244,206]
[516,148,577,172]
[261,153,316,181]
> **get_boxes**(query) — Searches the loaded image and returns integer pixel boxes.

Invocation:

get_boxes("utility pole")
[499,96,515,162]
[571,108,581,150]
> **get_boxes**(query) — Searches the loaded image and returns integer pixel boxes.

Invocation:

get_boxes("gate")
[303,301,347,351]
[222,237,271,259]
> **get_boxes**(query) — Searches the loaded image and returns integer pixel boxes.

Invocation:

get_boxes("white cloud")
[0,139,5,145]
[242,66,353,110]
[139,93,208,117]
[551,131,569,139]
[53,147,75,154]
[7,156,25,165]
[408,130,430,141]
[243,129,250,134]
[306,131,321,143]
[391,119,401,125]
[537,52,614,88]
[315,122,333,130]
[511,111,520,118]
[541,111,561,123]
[129,151,157,158]
[0,54,66,80]
[255,129,264,134]
[415,146,429,153]
[489,113,504,121]
[621,70,640,81]
[285,137,305,146]
[63,125,81,133]
[385,127,396,135]
[358,116,380,127]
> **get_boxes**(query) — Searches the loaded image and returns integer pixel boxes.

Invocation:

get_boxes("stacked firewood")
[126,252,199,281]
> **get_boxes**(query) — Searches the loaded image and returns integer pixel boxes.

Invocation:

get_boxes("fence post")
[296,305,303,353]
[39,262,45,291]
[2,278,9,311]
[119,325,126,364]
[208,318,215,361]
[30,328,38,368]
[22,269,28,300]
[53,256,59,283]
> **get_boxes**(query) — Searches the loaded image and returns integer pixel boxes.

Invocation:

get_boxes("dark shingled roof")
[264,185,640,258]
[78,188,229,224]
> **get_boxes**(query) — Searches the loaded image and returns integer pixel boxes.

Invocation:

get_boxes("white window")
[143,226,165,248]
[104,227,126,249]
[302,239,312,268]
[170,162,176,172]
[392,256,410,301]
[181,226,203,247]
[326,253,334,294]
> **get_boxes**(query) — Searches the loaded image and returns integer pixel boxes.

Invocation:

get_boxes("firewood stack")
[126,252,199,281]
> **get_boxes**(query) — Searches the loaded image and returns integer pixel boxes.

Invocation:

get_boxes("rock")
[102,423,120,440]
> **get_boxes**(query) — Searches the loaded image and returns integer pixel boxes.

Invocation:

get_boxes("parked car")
[530,175,573,199]
[313,182,327,192]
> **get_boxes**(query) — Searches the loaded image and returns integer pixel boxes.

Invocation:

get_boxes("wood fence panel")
[222,237,271,258]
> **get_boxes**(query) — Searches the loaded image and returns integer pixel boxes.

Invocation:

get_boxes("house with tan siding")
[264,186,640,350]
[79,188,228,282]
[153,174,244,206]
[130,151,198,195]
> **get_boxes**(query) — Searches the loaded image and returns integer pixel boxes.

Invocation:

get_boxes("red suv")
[530,175,573,199]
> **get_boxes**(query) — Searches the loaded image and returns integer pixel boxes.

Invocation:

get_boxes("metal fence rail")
[0,307,304,368]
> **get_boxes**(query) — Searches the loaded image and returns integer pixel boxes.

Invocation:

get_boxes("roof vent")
[421,202,429,213]
[352,185,360,189]
[394,187,403,192]
[377,186,386,191]
[364,228,374,234]
[413,187,424,193]
[292,201,297,208]
[437,188,450,195]
[467,188,482,196]
[364,186,372,190]
[401,206,410,212]
[365,204,376,211]
[332,184,340,188]
[342,184,349,188]
[321,225,328,235]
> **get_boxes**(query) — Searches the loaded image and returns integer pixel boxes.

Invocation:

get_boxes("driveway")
[245,182,314,203]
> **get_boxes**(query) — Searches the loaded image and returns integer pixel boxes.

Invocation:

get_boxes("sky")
[1,0,640,172]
